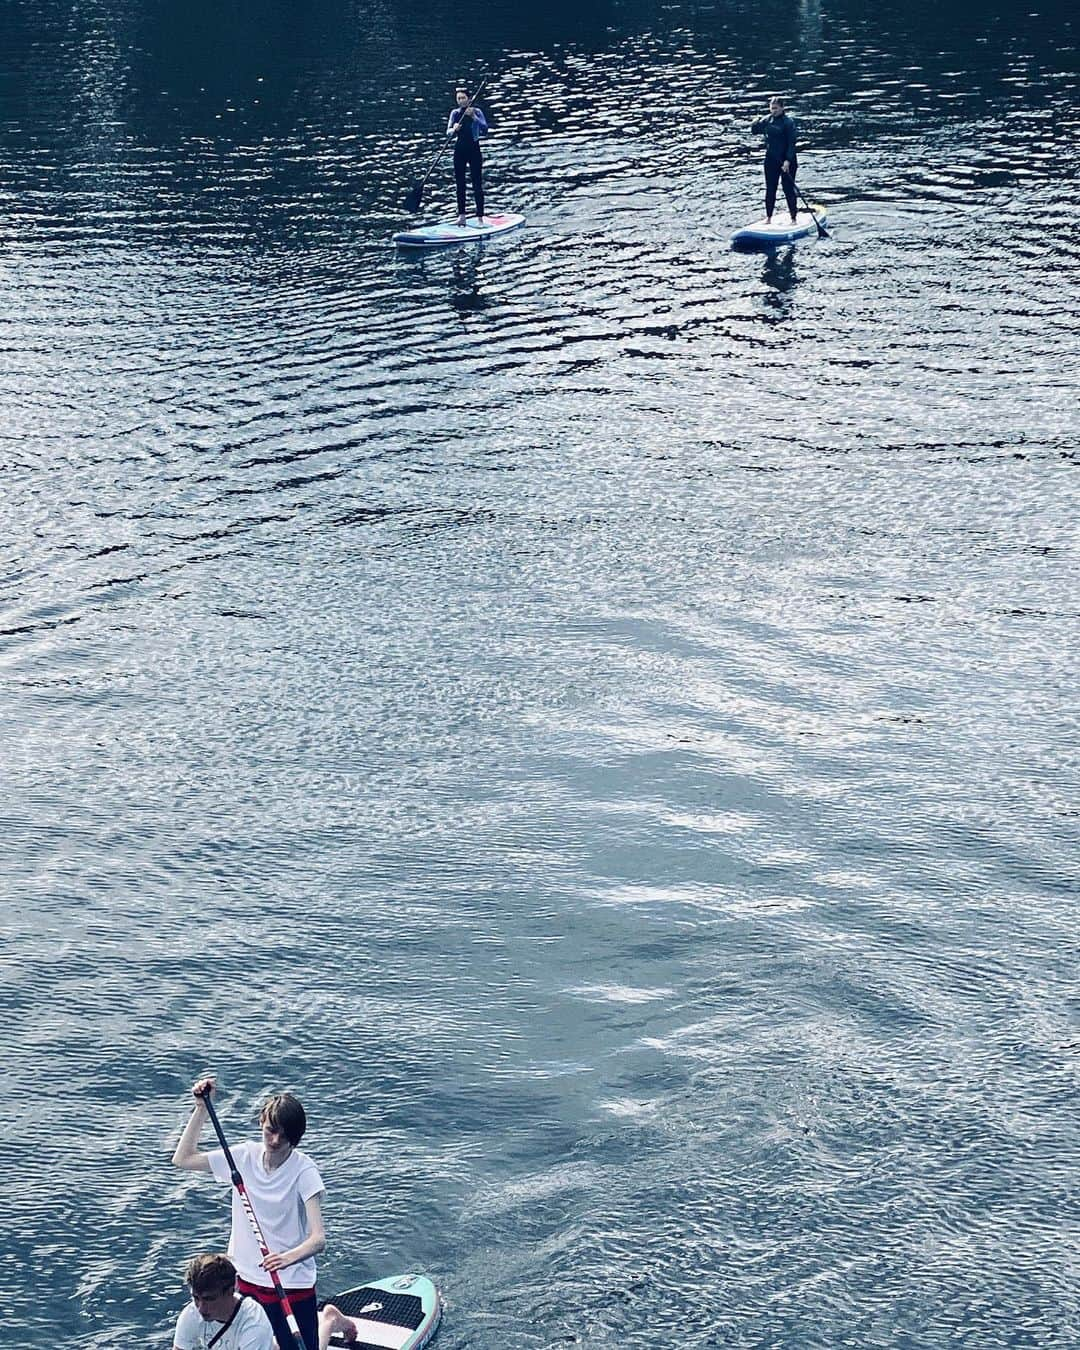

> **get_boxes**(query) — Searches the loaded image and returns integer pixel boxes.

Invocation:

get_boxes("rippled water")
[3,0,1078,1346]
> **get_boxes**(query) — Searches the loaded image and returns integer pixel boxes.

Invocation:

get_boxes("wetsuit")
[751,111,798,219]
[448,104,487,218]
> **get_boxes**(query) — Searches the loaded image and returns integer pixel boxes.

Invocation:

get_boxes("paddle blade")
[404,181,423,213]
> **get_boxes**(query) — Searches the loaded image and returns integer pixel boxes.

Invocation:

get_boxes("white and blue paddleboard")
[393,212,525,249]
[322,1273,442,1350]
[731,207,827,246]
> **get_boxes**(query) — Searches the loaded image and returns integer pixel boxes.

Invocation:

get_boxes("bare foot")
[318,1304,360,1349]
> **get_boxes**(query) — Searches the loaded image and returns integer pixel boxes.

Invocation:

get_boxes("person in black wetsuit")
[751,96,798,223]
[447,87,487,226]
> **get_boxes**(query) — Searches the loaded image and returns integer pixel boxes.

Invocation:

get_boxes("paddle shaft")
[195,1089,305,1350]
[406,78,488,210]
[782,167,827,236]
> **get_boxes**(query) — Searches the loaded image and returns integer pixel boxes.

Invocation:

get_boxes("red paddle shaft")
[195,1088,305,1350]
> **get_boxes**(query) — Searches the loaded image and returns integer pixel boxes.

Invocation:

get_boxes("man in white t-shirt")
[174,1253,274,1350]
[173,1077,327,1350]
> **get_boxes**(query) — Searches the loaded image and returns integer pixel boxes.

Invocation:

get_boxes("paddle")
[404,78,488,214]
[782,168,829,238]
[194,1087,306,1350]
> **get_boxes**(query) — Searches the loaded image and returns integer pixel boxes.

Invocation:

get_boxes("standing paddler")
[751,95,799,224]
[447,86,488,226]
[172,1076,326,1350]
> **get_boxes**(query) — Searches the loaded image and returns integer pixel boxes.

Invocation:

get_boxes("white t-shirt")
[173,1297,274,1350]
[208,1139,325,1287]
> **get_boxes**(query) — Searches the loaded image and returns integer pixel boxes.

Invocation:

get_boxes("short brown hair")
[185,1253,236,1296]
[260,1091,306,1145]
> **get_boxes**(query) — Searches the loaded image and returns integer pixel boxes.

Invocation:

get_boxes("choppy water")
[3,0,1078,1346]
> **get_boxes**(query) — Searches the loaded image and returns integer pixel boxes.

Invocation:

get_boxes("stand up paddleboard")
[393,212,525,249]
[323,1273,442,1350]
[731,207,827,246]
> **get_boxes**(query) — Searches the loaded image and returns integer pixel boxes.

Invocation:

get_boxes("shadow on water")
[756,244,799,321]
[394,240,498,313]
[449,251,489,312]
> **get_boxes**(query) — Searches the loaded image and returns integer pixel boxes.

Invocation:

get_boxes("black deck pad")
[330,1341,411,1350]
[331,1342,409,1350]
[331,1286,425,1330]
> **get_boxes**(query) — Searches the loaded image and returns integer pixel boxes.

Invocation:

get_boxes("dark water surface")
[3,0,1078,1345]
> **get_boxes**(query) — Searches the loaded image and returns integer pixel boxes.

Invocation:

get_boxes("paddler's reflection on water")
[760,245,799,321]
[394,246,491,314]
[449,250,490,312]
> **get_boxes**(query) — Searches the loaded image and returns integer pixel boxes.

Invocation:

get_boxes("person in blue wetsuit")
[751,96,798,223]
[447,87,487,226]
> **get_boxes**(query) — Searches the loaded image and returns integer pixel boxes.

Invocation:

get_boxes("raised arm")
[171,1076,215,1172]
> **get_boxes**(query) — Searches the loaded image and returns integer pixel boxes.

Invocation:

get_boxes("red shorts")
[237,1276,316,1304]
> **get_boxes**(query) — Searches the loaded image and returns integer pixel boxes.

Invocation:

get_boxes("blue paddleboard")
[393,212,525,249]
[731,207,827,246]
[322,1273,442,1349]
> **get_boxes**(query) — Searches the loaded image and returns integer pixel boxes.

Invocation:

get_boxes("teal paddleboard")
[322,1273,442,1349]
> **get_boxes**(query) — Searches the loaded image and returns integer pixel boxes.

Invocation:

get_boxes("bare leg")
[318,1304,359,1350]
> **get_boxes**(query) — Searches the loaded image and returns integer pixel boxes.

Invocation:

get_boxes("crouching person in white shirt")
[174,1253,275,1350]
